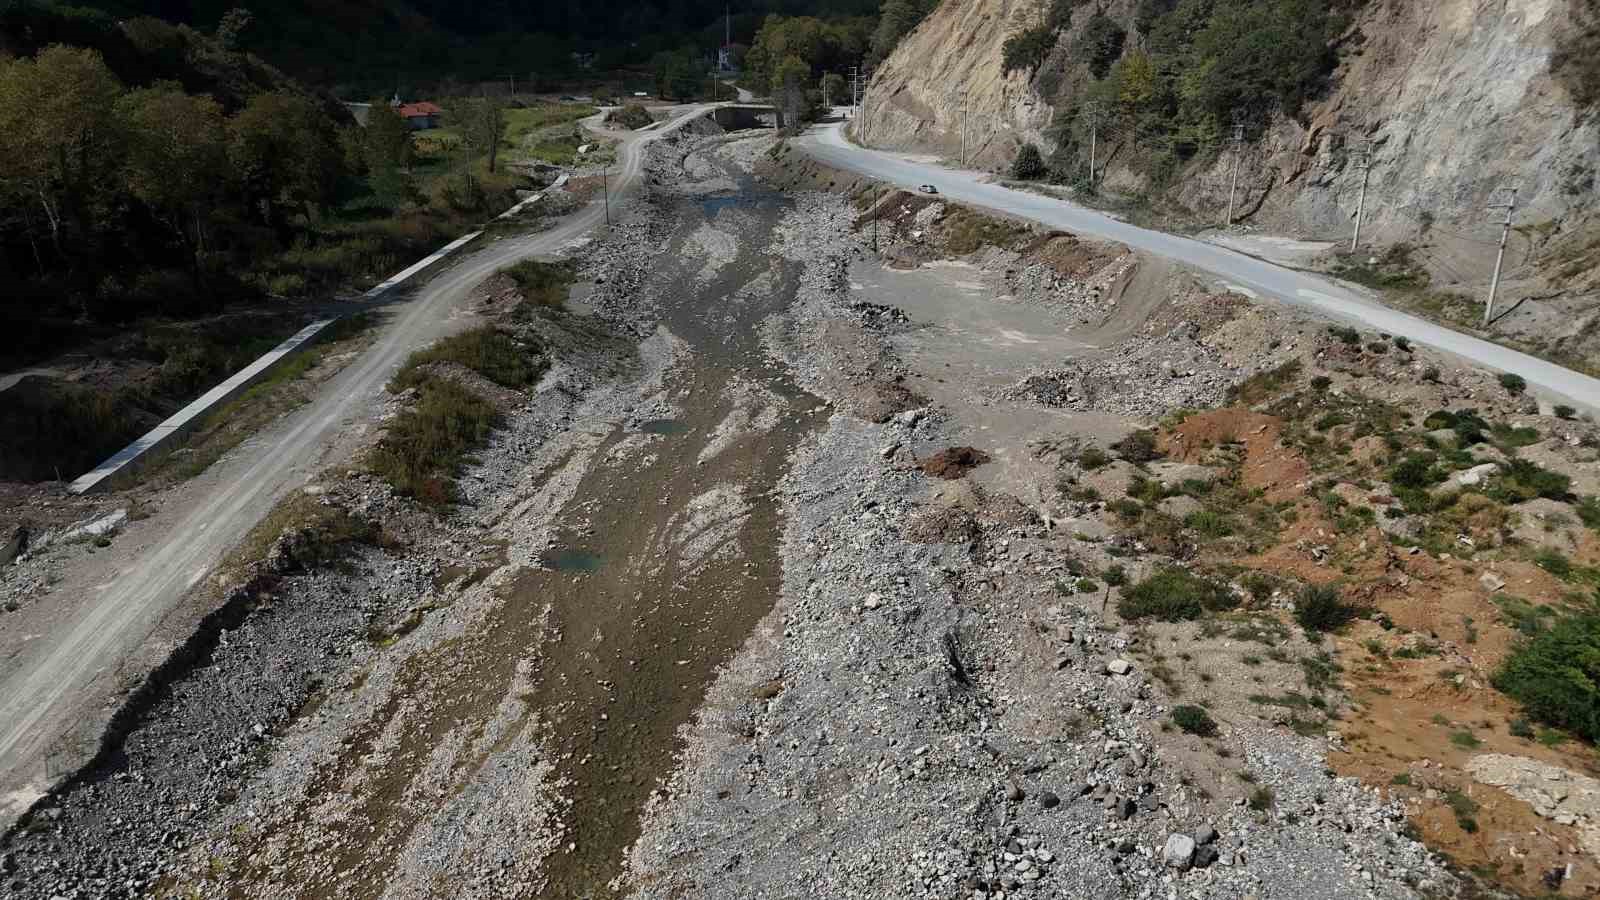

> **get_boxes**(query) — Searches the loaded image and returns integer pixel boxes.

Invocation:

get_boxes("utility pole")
[1224,120,1244,227]
[956,89,968,167]
[1349,139,1371,253]
[1082,102,1100,187]
[1484,186,1517,327]
[603,166,610,226]
[873,182,879,252]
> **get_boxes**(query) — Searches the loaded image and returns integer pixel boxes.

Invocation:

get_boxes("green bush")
[1001,24,1056,74]
[1309,375,1331,392]
[1172,704,1218,736]
[1118,568,1237,621]
[501,258,575,311]
[1294,583,1359,633]
[605,103,654,130]
[1578,496,1600,530]
[1393,336,1411,351]
[1010,143,1047,179]
[1112,428,1161,462]
[1492,613,1600,742]
[1328,325,1360,345]
[1388,453,1444,490]
[1533,549,1573,579]
[1485,458,1572,503]
[391,327,543,392]
[1554,404,1577,419]
[1078,446,1110,470]
[1498,372,1528,394]
[1184,509,1234,538]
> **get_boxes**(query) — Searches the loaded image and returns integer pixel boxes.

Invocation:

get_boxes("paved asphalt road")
[796,119,1600,413]
[0,104,709,820]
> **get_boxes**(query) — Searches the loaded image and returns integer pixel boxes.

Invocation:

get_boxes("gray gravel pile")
[0,492,426,897]
[1007,320,1240,418]
[623,180,1452,898]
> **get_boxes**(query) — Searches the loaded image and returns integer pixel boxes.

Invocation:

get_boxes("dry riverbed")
[3,122,1597,900]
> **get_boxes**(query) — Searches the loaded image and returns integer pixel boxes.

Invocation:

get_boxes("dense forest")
[0,0,933,366]
[66,0,891,90]
[0,1,541,366]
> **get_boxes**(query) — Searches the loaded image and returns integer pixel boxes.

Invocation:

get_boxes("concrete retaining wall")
[67,173,572,495]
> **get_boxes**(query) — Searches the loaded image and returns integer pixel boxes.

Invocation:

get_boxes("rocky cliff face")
[861,0,1600,279]
[852,0,1056,170]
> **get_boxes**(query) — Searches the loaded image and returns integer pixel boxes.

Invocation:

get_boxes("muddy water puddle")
[544,549,604,571]
[637,418,690,435]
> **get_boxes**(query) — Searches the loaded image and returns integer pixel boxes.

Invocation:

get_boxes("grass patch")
[1445,790,1479,833]
[1229,359,1302,405]
[391,327,543,392]
[1118,568,1237,621]
[1449,730,1482,749]
[368,378,500,506]
[502,258,576,314]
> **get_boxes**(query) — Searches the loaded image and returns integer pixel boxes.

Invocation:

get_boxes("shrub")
[1388,453,1443,489]
[1118,568,1237,621]
[1172,705,1218,737]
[1533,549,1573,579]
[1010,143,1047,180]
[1102,564,1127,587]
[1076,577,1100,594]
[1328,325,1360,345]
[1310,375,1331,392]
[1497,372,1527,394]
[391,327,543,392]
[1485,458,1571,503]
[1508,717,1535,739]
[1365,341,1388,355]
[501,259,575,310]
[1449,730,1481,749]
[1001,24,1056,74]
[1112,428,1161,462]
[1554,404,1577,419]
[1393,336,1411,352]
[1492,613,1600,742]
[1248,786,1275,811]
[368,378,499,506]
[1422,366,1441,383]
[1184,509,1234,538]
[1578,496,1600,530]
[1078,446,1110,470]
[1294,583,1359,633]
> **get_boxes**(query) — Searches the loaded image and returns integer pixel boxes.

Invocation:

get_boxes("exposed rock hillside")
[860,0,1599,267]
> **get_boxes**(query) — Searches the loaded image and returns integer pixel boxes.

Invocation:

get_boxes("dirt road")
[796,120,1600,414]
[0,104,712,826]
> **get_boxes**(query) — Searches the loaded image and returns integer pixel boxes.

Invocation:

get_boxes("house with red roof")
[394,100,443,131]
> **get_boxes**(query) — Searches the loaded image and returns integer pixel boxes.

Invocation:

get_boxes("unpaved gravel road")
[0,103,713,826]
[797,119,1600,414]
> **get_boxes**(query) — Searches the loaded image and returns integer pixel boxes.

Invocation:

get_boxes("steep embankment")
[856,0,1053,170]
[861,0,1599,263]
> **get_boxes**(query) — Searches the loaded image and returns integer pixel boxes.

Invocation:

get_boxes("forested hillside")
[67,0,886,88]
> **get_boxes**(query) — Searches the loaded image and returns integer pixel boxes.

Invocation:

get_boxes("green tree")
[448,93,510,175]
[0,45,124,270]
[870,0,935,65]
[229,91,345,236]
[215,7,253,51]
[822,71,847,107]
[117,84,230,288]
[772,54,811,129]
[364,101,415,173]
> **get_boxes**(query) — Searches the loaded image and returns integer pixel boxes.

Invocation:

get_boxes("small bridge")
[712,104,780,130]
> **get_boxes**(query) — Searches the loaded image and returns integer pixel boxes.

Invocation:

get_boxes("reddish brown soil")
[920,446,991,480]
